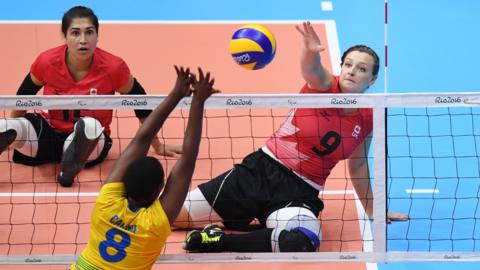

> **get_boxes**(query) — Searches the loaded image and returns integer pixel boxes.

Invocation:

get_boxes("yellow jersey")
[70,182,171,270]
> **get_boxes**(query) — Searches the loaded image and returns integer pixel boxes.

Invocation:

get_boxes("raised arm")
[295,21,332,91]
[160,68,218,224]
[105,66,193,183]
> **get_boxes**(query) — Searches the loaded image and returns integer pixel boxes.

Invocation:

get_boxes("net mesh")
[0,93,480,264]
[387,106,480,252]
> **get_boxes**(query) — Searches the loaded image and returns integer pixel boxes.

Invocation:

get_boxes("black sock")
[222,228,273,252]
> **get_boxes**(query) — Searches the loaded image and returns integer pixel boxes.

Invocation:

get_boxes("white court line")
[324,20,341,75]
[0,190,355,197]
[405,189,439,194]
[354,193,377,270]
[366,262,378,270]
[321,1,334,11]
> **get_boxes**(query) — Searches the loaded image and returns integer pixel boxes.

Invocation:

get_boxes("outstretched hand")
[173,65,195,98]
[295,21,326,53]
[387,211,409,224]
[190,67,220,102]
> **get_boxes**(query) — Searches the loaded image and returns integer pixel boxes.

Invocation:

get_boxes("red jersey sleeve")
[110,59,131,90]
[30,52,49,83]
[300,76,341,94]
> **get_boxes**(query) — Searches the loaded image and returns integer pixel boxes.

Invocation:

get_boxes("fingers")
[295,25,305,36]
[305,21,315,34]
[303,21,319,39]
[305,21,311,30]
[390,212,409,219]
[394,215,409,221]
[177,66,217,96]
[198,67,205,81]
[194,68,214,85]
[296,21,311,35]
[297,21,312,34]
[173,66,218,99]
[188,73,197,84]
[174,65,193,78]
[387,212,409,223]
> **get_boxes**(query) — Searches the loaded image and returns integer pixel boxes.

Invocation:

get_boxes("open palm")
[296,21,326,53]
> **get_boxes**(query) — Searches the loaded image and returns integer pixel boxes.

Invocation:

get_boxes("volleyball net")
[0,93,480,264]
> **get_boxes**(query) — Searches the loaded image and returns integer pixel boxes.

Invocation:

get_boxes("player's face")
[64,17,98,61]
[339,51,377,93]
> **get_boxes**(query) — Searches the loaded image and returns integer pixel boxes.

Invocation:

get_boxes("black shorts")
[12,113,112,167]
[198,149,324,230]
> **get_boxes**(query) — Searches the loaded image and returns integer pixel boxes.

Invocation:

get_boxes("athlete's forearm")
[181,98,204,168]
[159,98,206,223]
[300,48,331,90]
[349,160,373,219]
[135,93,181,143]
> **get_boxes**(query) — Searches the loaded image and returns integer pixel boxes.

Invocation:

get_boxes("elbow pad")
[128,78,152,119]
[16,73,42,95]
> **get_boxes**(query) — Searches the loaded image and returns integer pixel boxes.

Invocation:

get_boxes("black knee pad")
[278,228,315,252]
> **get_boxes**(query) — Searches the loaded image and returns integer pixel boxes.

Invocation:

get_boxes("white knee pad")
[182,188,222,227]
[0,118,38,156]
[63,117,104,161]
[85,134,105,161]
[267,207,321,252]
[80,117,104,140]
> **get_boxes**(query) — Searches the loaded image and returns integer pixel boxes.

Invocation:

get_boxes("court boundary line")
[355,194,377,270]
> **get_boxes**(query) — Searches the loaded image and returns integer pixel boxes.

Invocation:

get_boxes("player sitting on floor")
[70,66,218,269]
[0,6,181,187]
[177,22,408,253]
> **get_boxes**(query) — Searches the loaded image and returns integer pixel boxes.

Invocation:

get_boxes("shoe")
[183,224,225,252]
[57,119,100,187]
[0,130,17,154]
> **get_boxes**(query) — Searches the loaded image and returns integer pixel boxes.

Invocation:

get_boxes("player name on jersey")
[109,215,138,233]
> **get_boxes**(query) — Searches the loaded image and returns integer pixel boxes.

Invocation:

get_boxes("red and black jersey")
[265,76,373,188]
[30,45,130,135]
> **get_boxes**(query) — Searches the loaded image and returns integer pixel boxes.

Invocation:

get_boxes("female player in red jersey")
[180,21,408,253]
[0,6,181,187]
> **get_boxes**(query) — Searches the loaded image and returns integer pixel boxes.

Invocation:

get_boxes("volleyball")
[229,24,276,70]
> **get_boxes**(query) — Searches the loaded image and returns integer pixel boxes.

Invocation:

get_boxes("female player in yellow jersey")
[70,66,218,270]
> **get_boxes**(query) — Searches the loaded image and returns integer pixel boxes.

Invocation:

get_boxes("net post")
[373,101,387,262]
